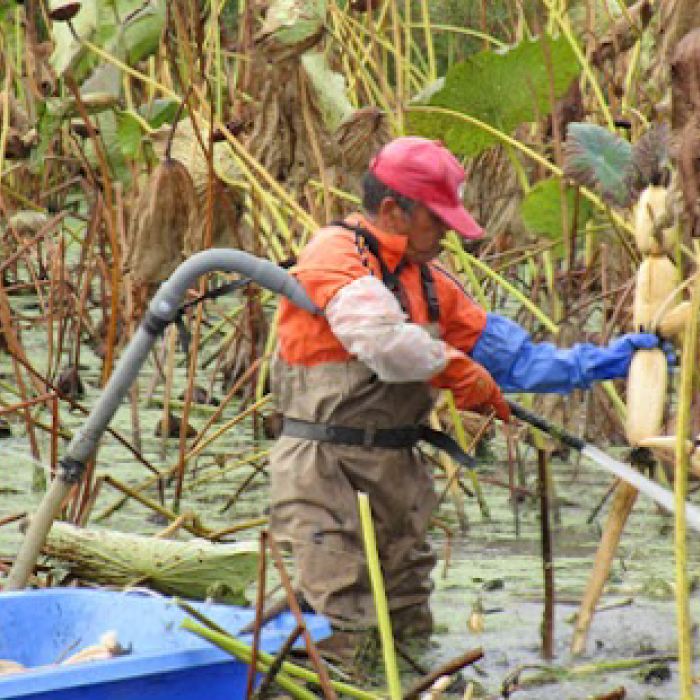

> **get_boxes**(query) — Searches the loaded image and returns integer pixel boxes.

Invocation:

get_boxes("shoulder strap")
[331,220,440,322]
[419,264,440,323]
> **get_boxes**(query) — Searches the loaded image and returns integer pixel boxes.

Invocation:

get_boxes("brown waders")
[270,357,438,635]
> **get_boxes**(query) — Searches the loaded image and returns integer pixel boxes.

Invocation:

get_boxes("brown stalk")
[245,530,268,700]
[172,304,202,514]
[172,89,215,513]
[219,462,269,514]
[161,326,177,461]
[47,248,55,386]
[71,457,97,524]
[52,234,69,383]
[0,279,41,462]
[507,423,520,538]
[51,395,59,475]
[168,1,195,87]
[76,475,104,526]
[114,179,142,454]
[267,532,337,700]
[592,688,627,700]
[195,357,264,451]
[254,623,305,700]
[208,517,268,542]
[0,392,54,417]
[402,648,484,700]
[101,190,121,387]
[429,517,452,579]
[101,475,211,538]
[0,512,28,528]
[537,448,554,659]
[5,345,161,477]
[64,76,120,385]
[69,196,101,381]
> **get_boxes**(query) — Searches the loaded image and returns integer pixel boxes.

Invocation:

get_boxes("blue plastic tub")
[0,588,330,699]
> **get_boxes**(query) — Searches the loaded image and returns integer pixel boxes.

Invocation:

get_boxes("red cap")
[369,137,483,240]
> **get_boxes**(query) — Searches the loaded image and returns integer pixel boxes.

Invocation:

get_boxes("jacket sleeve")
[326,276,510,420]
[470,313,660,393]
[325,275,450,382]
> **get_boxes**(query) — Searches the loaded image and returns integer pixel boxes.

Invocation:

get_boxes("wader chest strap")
[331,220,440,323]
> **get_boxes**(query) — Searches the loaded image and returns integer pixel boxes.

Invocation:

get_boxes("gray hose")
[4,250,319,591]
[66,250,318,464]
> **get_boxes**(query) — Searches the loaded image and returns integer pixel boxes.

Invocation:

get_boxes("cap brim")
[429,202,484,240]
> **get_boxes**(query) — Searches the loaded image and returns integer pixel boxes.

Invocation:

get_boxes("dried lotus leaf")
[123,157,198,287]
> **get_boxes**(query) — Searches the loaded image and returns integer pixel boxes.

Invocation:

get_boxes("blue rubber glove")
[470,314,660,394]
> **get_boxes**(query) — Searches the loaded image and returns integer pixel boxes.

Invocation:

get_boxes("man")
[269,136,659,645]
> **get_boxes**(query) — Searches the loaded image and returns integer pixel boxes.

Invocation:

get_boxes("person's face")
[378,199,449,262]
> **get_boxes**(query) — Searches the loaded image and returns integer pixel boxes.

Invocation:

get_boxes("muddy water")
[428,453,699,698]
[0,332,698,698]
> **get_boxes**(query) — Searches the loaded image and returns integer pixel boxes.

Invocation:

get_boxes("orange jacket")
[278,215,504,414]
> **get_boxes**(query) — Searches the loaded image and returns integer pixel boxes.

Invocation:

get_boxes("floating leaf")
[563,122,634,206]
[522,178,594,257]
[408,34,581,157]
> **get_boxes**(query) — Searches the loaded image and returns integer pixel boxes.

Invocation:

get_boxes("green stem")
[181,618,380,700]
[357,492,402,700]
[444,235,558,334]
[675,273,700,698]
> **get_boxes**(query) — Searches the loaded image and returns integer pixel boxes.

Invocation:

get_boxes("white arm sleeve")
[325,275,449,382]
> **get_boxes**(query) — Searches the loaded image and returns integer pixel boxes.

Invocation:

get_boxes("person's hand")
[446,350,510,421]
[584,332,672,384]
[472,371,510,422]
[609,331,659,353]
[611,332,677,364]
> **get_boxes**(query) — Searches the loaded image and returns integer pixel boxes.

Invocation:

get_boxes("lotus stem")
[182,619,317,700]
[181,615,380,700]
[444,235,558,334]
[0,73,10,190]
[446,391,489,520]
[357,492,402,700]
[674,273,700,698]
